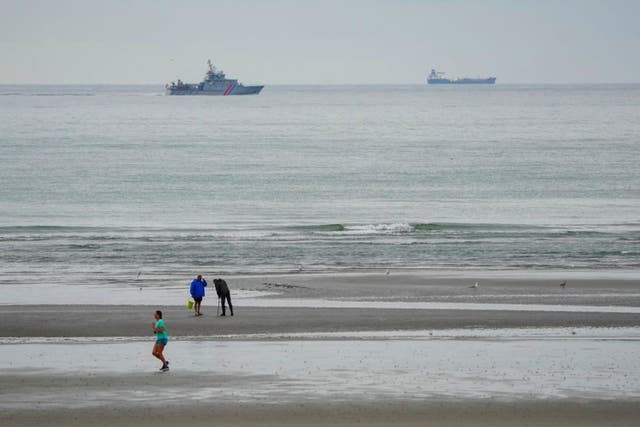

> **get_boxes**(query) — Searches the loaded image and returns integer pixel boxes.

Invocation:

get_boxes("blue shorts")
[155,338,168,345]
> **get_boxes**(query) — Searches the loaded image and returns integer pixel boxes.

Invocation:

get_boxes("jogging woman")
[151,310,169,372]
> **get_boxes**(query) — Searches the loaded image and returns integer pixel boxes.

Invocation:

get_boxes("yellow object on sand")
[187,300,194,310]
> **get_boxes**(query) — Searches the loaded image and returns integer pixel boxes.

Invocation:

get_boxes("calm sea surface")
[1,84,639,286]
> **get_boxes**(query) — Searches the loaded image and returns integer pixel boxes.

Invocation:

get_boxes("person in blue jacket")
[189,274,207,316]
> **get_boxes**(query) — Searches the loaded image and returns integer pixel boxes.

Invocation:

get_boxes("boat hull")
[428,77,496,85]
[166,85,264,95]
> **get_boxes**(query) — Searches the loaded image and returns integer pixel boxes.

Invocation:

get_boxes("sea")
[1,84,639,289]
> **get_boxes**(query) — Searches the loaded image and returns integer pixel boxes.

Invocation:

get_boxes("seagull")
[385,269,390,276]
[469,282,479,289]
[298,265,303,272]
[136,271,142,279]
[559,281,567,288]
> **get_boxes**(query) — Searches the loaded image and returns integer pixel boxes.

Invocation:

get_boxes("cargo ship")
[427,69,496,85]
[166,60,264,95]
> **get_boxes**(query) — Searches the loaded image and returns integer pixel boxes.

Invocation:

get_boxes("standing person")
[190,274,207,316]
[214,278,233,316]
[151,310,169,372]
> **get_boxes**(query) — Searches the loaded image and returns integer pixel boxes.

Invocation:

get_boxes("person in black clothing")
[214,278,233,316]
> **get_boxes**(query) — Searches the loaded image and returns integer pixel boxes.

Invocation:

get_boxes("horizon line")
[2,82,640,86]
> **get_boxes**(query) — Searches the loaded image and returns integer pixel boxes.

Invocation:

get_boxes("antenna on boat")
[207,59,214,72]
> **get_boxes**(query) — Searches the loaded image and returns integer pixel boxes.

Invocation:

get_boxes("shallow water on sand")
[1,328,639,408]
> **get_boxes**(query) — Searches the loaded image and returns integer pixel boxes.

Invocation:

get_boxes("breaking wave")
[288,222,540,235]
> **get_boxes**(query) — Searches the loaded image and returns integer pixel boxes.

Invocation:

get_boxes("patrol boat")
[427,69,496,85]
[165,60,264,95]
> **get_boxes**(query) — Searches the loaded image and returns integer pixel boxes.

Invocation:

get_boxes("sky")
[1,0,639,84]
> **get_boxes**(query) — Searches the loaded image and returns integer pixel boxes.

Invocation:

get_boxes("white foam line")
[241,297,640,313]
[182,327,640,341]
[3,327,640,345]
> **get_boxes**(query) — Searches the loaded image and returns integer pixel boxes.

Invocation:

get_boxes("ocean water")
[1,84,639,287]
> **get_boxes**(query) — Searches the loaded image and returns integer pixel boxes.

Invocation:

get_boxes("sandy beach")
[2,304,640,338]
[6,401,640,427]
[2,273,640,426]
[2,273,640,337]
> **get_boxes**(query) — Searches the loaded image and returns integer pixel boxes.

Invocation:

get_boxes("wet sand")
[3,272,640,307]
[6,401,640,427]
[2,273,639,426]
[1,305,640,337]
[2,273,640,337]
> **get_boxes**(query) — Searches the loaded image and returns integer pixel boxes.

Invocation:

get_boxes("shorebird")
[297,265,303,272]
[469,282,479,289]
[385,269,390,276]
[559,281,567,288]
[136,271,142,279]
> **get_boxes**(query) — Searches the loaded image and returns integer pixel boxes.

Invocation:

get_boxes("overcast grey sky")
[1,0,639,84]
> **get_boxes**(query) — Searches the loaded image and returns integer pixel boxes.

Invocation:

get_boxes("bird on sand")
[469,282,479,289]
[136,271,142,279]
[385,269,390,276]
[559,281,567,288]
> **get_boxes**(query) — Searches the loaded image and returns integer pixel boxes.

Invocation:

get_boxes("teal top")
[155,319,168,340]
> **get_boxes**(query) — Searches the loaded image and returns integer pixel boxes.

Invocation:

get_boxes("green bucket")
[187,300,194,310]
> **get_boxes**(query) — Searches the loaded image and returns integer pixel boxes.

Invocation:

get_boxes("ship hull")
[166,85,264,95]
[428,77,496,85]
